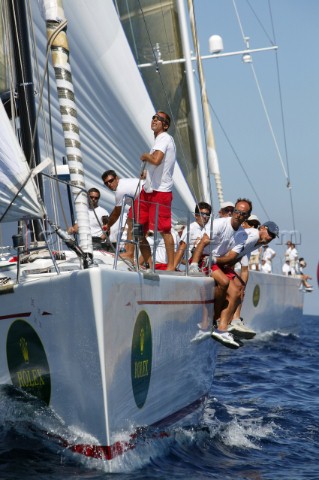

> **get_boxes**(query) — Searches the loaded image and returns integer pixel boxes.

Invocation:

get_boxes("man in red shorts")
[130,111,176,270]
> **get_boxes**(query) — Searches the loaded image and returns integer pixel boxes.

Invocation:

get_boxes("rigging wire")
[136,0,201,210]
[200,74,271,219]
[233,0,297,230]
[267,0,297,233]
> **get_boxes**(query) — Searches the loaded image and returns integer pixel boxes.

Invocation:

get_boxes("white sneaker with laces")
[189,263,200,274]
[211,329,241,349]
[228,318,256,339]
[190,329,211,343]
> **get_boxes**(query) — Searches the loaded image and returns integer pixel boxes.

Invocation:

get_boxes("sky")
[193,0,319,315]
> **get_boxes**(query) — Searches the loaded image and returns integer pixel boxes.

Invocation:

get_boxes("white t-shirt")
[109,212,128,243]
[180,221,207,256]
[262,246,276,262]
[89,205,109,237]
[282,262,291,275]
[262,261,272,273]
[208,217,247,257]
[233,227,260,261]
[144,131,176,192]
[115,178,144,207]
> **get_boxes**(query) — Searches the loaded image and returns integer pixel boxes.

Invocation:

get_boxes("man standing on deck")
[129,111,176,270]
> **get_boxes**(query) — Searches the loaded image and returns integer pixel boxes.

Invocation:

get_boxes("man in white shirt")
[218,201,235,218]
[213,221,279,343]
[173,202,212,270]
[102,169,145,261]
[190,198,253,348]
[129,111,176,270]
[285,242,298,275]
[261,245,276,273]
[68,188,109,250]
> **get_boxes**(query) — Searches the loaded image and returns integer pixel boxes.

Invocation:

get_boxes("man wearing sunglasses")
[173,202,212,270]
[218,201,235,218]
[211,220,279,347]
[68,187,109,250]
[189,198,253,348]
[101,169,145,261]
[129,111,176,270]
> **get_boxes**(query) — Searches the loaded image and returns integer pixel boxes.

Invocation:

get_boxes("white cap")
[220,201,234,210]
[247,214,260,223]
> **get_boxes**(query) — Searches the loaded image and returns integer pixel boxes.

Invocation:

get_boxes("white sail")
[32,0,195,215]
[0,99,46,222]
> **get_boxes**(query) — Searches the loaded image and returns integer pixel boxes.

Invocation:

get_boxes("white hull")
[0,264,303,462]
[242,271,303,332]
[0,267,217,460]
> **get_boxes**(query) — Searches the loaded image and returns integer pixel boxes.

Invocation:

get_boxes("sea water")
[1,314,318,479]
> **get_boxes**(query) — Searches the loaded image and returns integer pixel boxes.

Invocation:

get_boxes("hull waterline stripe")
[63,397,205,461]
[137,299,214,305]
[0,312,31,320]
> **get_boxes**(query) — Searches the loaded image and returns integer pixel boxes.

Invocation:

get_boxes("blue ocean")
[1,314,318,479]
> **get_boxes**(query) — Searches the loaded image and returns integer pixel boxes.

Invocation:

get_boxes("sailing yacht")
[0,0,302,467]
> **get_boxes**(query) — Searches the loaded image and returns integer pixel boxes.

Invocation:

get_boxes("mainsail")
[0,99,46,223]
[31,0,195,217]
[115,0,207,204]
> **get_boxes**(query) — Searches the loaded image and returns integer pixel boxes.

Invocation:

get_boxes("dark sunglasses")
[233,208,249,217]
[104,177,115,185]
[89,196,99,200]
[196,212,210,218]
[152,114,168,124]
[222,207,234,213]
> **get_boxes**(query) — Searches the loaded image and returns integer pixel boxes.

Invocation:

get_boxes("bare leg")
[211,269,230,325]
[161,231,175,270]
[219,278,243,331]
[139,236,152,267]
[120,218,134,261]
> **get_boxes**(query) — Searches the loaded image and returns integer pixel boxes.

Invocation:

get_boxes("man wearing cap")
[189,198,253,348]
[247,215,261,271]
[211,220,279,346]
[219,201,235,218]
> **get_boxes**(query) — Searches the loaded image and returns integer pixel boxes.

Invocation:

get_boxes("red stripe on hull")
[0,312,31,321]
[137,299,214,305]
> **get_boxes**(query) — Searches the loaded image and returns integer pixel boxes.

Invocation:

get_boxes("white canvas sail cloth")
[0,99,46,222]
[32,0,195,214]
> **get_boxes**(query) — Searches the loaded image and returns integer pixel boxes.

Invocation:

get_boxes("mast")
[40,0,93,265]
[7,0,44,239]
[188,0,224,206]
[176,0,210,203]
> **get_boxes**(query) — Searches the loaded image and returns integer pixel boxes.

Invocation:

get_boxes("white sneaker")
[190,329,211,343]
[228,318,256,339]
[211,329,241,349]
[189,263,200,274]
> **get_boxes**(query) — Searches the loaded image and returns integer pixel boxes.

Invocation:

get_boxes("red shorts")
[211,264,236,280]
[128,189,172,233]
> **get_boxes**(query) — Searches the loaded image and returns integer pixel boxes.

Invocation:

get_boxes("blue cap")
[263,221,279,238]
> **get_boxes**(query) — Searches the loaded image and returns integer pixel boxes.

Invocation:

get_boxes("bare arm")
[105,206,122,230]
[140,150,164,166]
